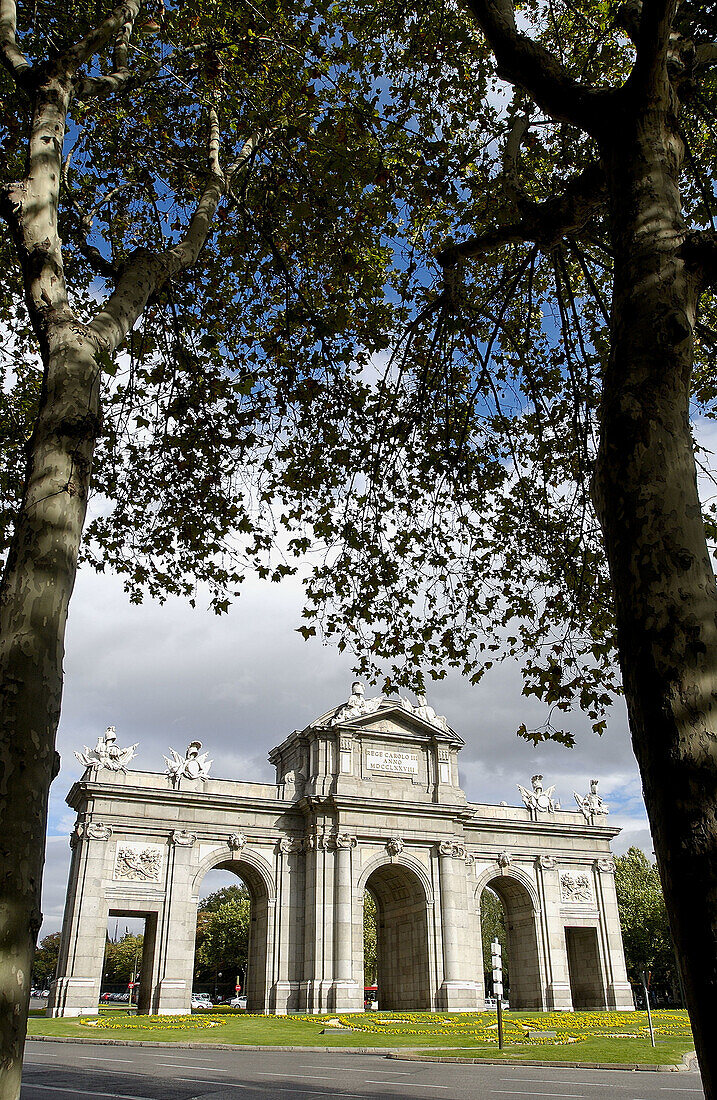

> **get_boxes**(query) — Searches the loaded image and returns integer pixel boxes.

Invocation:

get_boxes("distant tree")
[363,891,377,987]
[480,888,508,994]
[30,933,60,989]
[198,885,249,914]
[194,889,250,985]
[102,933,144,985]
[615,847,679,998]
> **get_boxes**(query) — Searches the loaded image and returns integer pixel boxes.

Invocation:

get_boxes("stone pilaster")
[594,858,634,1009]
[47,824,113,1017]
[534,854,572,1010]
[438,841,479,1010]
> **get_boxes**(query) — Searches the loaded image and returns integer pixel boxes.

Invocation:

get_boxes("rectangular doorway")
[105,910,158,1014]
[565,926,605,1009]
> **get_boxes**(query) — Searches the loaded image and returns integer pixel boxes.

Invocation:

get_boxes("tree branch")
[462,0,612,134]
[628,0,681,99]
[0,0,32,89]
[437,160,606,266]
[61,154,123,279]
[502,111,532,208]
[64,0,141,72]
[695,42,717,69]
[89,127,266,354]
[681,230,717,289]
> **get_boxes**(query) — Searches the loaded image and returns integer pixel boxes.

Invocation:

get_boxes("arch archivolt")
[473,863,541,913]
[191,844,276,902]
[356,848,434,905]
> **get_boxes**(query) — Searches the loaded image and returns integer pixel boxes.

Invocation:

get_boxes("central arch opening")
[364,863,430,1011]
[478,876,542,1010]
[194,859,271,1012]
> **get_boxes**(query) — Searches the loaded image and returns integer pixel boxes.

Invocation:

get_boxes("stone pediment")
[313,691,463,746]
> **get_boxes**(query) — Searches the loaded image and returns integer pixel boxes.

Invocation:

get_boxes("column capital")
[171,829,197,847]
[439,839,466,860]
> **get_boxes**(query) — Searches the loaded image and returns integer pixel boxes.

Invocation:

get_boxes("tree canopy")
[194,886,250,986]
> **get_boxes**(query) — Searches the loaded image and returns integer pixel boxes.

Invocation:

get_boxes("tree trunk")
[594,106,717,1099]
[0,321,101,1098]
[0,72,102,1100]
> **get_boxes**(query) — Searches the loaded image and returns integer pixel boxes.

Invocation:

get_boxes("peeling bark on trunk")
[594,106,717,1100]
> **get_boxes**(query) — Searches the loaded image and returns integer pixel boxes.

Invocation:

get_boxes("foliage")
[615,848,679,995]
[480,888,508,990]
[363,890,377,986]
[30,933,61,987]
[198,885,250,915]
[102,933,144,984]
[194,887,250,984]
[0,0,492,615]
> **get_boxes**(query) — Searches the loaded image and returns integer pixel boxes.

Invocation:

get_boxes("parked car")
[191,993,214,1009]
[229,996,247,1009]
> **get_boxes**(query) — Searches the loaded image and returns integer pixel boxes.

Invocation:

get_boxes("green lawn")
[27,1009,694,1065]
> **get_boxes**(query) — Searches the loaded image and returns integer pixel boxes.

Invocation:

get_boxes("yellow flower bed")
[81,1014,223,1030]
[324,1010,691,1047]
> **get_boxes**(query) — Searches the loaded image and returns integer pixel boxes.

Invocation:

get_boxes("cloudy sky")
[40,548,654,939]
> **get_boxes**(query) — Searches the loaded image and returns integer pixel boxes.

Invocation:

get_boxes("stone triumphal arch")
[48,684,633,1016]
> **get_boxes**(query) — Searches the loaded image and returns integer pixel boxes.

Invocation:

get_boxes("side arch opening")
[364,862,431,1011]
[478,875,542,1010]
[194,859,271,1012]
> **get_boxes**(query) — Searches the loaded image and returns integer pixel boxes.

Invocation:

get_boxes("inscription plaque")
[366,748,419,775]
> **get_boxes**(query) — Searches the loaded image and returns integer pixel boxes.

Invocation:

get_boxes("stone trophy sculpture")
[74,726,138,774]
[518,774,558,816]
[164,741,212,787]
[574,779,609,822]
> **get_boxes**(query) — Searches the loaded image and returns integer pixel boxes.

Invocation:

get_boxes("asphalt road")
[21,1042,705,1100]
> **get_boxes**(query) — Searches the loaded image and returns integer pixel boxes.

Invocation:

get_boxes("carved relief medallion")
[560,869,593,903]
[113,843,163,882]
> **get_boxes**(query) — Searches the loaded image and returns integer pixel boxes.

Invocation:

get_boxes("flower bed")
[81,1014,223,1031]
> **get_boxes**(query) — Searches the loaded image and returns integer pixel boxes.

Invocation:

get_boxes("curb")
[387,1052,695,1073]
[26,1036,698,1072]
[26,1037,407,1054]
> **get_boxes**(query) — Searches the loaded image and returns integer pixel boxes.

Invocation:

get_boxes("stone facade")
[48,687,633,1016]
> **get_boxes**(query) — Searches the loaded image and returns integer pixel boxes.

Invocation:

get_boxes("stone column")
[438,840,479,1010]
[331,834,361,1011]
[334,836,354,979]
[152,830,198,1015]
